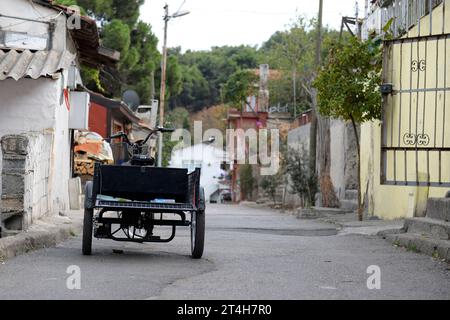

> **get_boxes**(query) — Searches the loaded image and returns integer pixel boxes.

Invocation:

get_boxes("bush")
[285,147,317,208]
[240,164,255,200]
[260,174,282,204]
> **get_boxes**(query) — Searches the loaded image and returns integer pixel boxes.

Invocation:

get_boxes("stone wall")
[285,120,359,208]
[1,135,28,233]
[0,134,53,235]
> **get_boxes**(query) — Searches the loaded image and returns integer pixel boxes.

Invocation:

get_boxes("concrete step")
[384,232,450,262]
[426,198,450,221]
[404,217,450,240]
[344,189,358,201]
[340,199,358,211]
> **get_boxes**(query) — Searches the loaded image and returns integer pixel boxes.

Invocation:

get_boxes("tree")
[240,164,255,201]
[170,64,210,110]
[261,174,283,205]
[161,107,191,167]
[102,19,131,58]
[285,147,318,208]
[260,17,343,118]
[172,45,260,112]
[62,0,161,104]
[222,70,258,110]
[190,105,228,135]
[264,17,314,117]
[313,36,382,220]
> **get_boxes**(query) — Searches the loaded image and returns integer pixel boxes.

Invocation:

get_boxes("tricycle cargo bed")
[92,164,201,210]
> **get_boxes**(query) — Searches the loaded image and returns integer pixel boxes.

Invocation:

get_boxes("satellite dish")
[122,90,141,111]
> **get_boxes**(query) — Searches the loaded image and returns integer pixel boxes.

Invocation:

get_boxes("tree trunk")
[309,89,318,179]
[317,114,340,208]
[350,115,363,221]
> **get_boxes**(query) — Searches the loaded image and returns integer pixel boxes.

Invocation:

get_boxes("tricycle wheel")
[190,210,205,259]
[82,208,93,255]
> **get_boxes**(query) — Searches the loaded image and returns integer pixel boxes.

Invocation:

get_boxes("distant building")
[170,143,230,203]
[88,92,142,139]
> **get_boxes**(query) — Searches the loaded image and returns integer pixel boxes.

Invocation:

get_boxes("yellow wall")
[361,0,450,219]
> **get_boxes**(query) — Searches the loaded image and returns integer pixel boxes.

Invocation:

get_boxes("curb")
[0,220,82,262]
[381,232,450,262]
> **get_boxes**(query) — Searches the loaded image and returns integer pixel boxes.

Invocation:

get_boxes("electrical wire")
[0,11,63,30]
[175,0,187,15]
[29,0,66,20]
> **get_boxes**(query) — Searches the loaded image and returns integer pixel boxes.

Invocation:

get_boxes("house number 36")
[411,60,426,72]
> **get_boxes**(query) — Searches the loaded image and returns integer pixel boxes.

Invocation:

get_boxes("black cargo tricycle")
[82,127,205,258]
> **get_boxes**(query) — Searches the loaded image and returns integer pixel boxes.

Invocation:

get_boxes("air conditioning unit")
[69,91,90,130]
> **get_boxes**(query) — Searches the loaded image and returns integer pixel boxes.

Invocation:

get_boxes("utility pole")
[157,4,169,167]
[309,0,322,175]
[157,4,189,167]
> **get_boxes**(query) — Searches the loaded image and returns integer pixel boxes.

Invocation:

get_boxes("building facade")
[170,143,229,203]
[0,0,116,235]
[361,0,450,219]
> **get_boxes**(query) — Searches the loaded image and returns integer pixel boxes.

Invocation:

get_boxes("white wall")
[170,144,227,202]
[0,0,67,52]
[0,76,71,221]
[0,0,74,225]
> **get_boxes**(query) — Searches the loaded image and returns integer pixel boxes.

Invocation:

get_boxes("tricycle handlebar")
[105,127,175,147]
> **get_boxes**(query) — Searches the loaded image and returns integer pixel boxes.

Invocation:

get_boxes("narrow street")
[0,204,448,300]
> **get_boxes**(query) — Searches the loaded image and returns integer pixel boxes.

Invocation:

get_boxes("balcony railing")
[370,0,443,38]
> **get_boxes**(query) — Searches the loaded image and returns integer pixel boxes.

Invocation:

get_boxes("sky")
[140,0,364,52]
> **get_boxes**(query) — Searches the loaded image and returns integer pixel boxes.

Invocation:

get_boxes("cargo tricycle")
[82,127,205,258]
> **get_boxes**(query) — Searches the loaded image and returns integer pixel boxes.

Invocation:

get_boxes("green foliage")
[81,65,104,92]
[260,17,343,117]
[285,147,318,207]
[166,55,183,99]
[171,45,260,111]
[102,19,131,58]
[124,22,160,104]
[313,36,382,123]
[54,0,78,6]
[166,107,191,130]
[112,0,145,27]
[171,64,210,111]
[75,0,111,17]
[72,1,160,104]
[161,108,191,167]
[222,70,258,110]
[240,164,255,200]
[76,0,143,25]
[162,134,177,168]
[261,174,283,204]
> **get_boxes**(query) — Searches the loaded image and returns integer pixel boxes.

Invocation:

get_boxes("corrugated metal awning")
[0,49,76,81]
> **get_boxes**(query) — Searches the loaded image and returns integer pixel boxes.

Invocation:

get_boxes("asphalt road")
[0,204,449,300]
